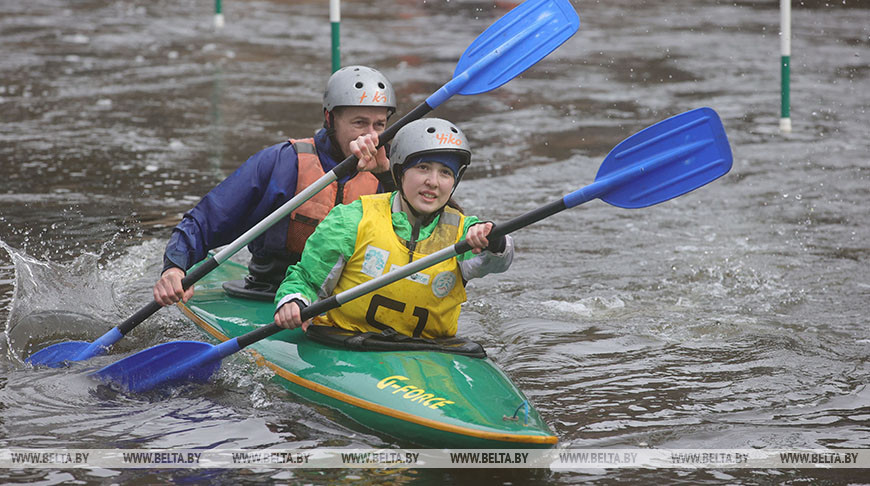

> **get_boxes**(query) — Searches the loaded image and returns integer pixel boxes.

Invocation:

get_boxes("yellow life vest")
[314,193,467,338]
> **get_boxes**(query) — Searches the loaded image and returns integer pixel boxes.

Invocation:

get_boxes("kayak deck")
[178,259,557,448]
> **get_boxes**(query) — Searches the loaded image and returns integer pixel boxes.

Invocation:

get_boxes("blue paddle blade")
[26,326,124,367]
[91,341,220,393]
[594,107,733,209]
[26,341,94,368]
[453,0,579,95]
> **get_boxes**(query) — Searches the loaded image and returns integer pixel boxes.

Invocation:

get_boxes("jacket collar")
[313,128,345,168]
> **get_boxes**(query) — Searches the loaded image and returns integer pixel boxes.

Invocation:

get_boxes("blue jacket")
[162,128,389,273]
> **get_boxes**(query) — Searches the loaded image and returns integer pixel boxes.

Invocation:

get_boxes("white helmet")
[322,65,396,115]
[389,118,471,189]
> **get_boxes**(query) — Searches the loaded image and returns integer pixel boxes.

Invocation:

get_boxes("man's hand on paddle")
[153,267,193,306]
[350,133,389,173]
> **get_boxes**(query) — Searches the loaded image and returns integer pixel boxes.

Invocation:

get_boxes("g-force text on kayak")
[377,375,455,410]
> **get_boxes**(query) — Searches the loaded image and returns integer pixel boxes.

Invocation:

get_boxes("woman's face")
[400,161,455,215]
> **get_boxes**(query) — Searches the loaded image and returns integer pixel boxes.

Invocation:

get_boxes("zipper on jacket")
[407,221,421,263]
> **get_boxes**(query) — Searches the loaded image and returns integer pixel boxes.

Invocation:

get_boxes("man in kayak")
[153,66,397,306]
[273,118,513,338]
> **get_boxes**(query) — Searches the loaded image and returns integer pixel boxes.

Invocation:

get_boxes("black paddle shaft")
[236,297,339,349]
[116,258,220,335]
[459,199,568,254]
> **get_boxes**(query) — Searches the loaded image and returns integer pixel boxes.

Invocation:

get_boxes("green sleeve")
[274,200,363,305]
[456,214,481,262]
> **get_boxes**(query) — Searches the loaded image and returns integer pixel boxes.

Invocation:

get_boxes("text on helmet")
[358,91,389,105]
[435,133,463,146]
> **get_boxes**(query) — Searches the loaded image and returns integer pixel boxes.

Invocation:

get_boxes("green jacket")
[275,192,514,309]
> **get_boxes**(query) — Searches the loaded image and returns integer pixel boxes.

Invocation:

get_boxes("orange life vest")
[286,138,380,254]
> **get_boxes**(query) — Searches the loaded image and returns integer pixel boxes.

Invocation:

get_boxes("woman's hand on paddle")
[350,133,389,173]
[468,222,508,254]
[467,222,494,254]
[274,301,311,331]
[153,267,193,306]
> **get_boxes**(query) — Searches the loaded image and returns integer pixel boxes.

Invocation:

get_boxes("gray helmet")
[322,65,396,115]
[389,118,471,188]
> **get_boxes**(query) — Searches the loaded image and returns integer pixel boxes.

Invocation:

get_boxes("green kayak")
[177,258,557,449]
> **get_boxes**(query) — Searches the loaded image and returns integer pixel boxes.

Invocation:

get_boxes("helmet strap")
[323,108,334,129]
[323,109,346,161]
[399,191,425,218]
[452,165,467,192]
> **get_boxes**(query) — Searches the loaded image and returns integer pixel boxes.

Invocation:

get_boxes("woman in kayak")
[273,118,513,338]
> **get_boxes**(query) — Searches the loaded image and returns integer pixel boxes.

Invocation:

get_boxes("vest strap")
[292,140,316,155]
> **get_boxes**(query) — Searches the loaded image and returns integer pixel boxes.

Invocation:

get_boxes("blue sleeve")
[162,142,300,272]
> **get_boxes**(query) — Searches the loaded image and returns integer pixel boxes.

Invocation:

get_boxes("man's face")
[330,106,389,158]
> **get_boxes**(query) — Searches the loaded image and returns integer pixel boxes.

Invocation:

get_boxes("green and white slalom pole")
[780,0,791,133]
[331,0,340,73]
[214,0,224,29]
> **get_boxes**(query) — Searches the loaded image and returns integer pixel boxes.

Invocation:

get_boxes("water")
[2,0,869,483]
